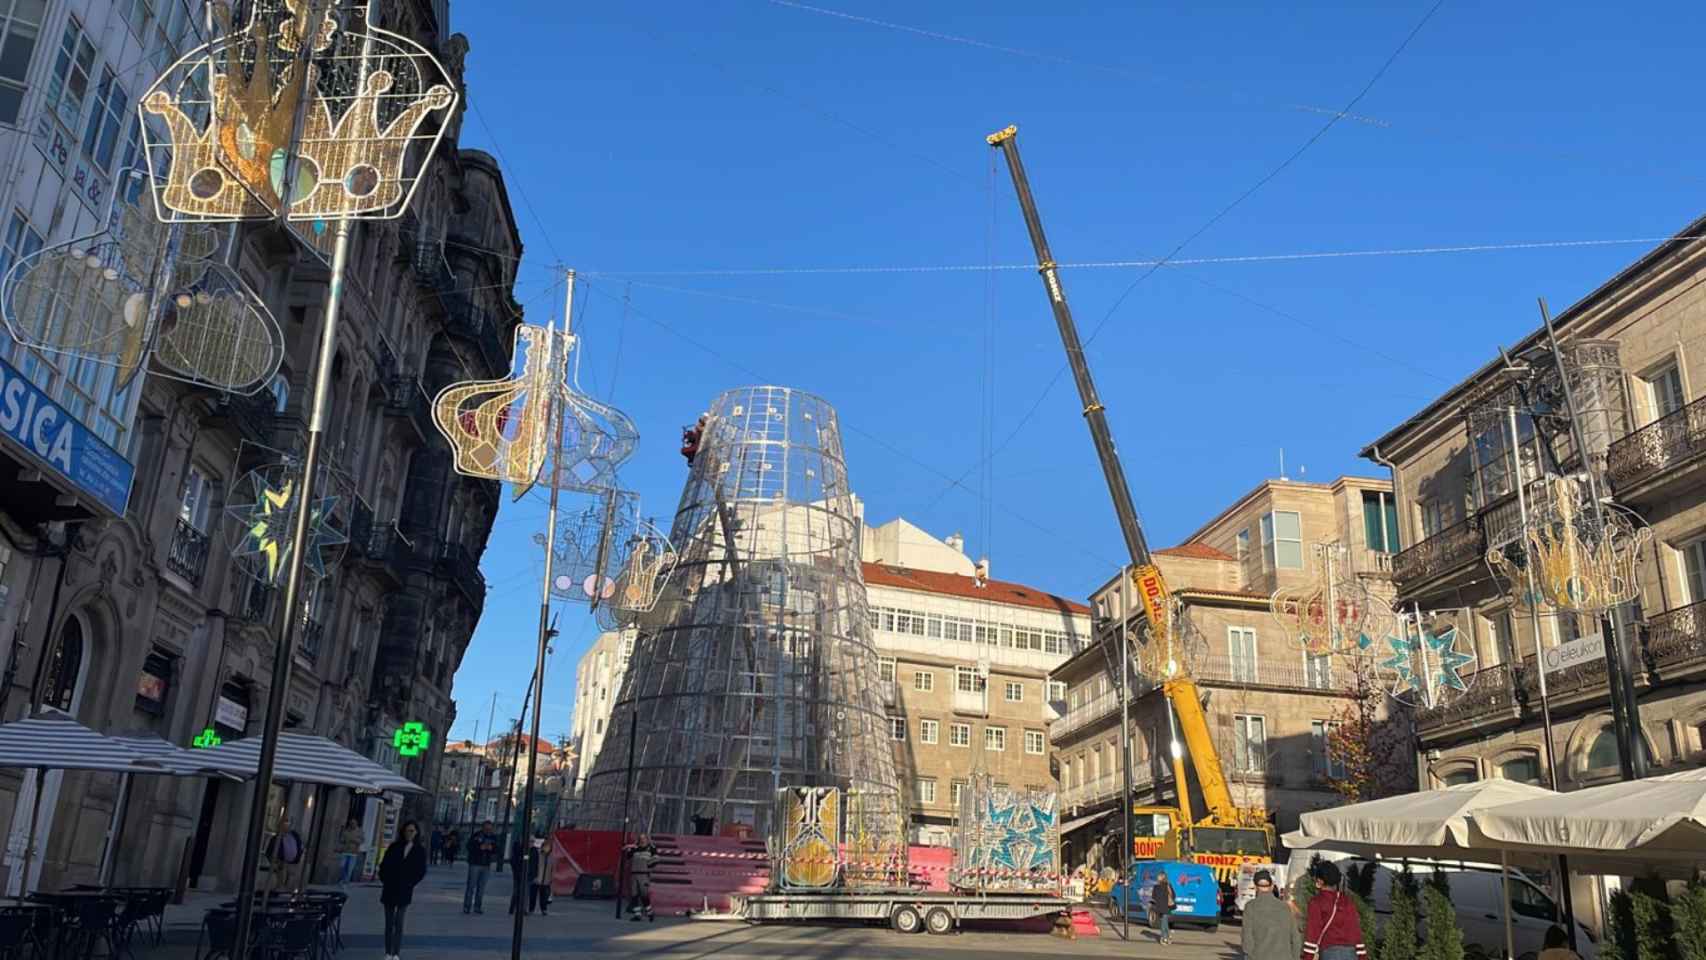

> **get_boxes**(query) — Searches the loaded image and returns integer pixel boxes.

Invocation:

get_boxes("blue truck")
[1108,860,1221,933]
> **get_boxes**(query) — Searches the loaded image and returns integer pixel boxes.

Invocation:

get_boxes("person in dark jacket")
[1150,871,1176,945]
[463,820,499,914]
[1302,861,1367,960]
[378,821,428,960]
[1241,870,1301,960]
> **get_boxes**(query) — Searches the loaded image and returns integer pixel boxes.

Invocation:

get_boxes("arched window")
[1498,753,1542,785]
[42,616,85,712]
[1585,726,1651,773]
[1437,764,1478,787]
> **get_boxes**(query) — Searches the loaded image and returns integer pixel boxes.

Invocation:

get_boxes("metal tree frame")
[581,386,906,880]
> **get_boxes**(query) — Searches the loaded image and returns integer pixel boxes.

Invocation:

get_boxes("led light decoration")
[392,721,431,757]
[0,170,284,394]
[774,787,840,889]
[139,0,457,223]
[434,324,564,494]
[1135,593,1206,684]
[1486,474,1651,615]
[1269,542,1374,656]
[951,774,1060,893]
[536,489,679,617]
[193,728,222,749]
[224,456,350,585]
[1377,608,1477,708]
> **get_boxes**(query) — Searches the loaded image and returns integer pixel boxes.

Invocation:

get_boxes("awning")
[111,733,243,780]
[193,733,424,793]
[1060,808,1117,836]
[0,711,168,774]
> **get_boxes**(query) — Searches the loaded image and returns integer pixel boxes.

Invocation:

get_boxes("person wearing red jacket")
[1302,861,1367,960]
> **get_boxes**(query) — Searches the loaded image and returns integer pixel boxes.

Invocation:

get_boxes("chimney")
[945,532,964,554]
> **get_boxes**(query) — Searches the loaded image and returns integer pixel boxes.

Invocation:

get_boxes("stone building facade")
[1050,477,1399,870]
[0,0,519,894]
[1360,214,1706,795]
[860,517,1090,846]
[564,627,634,804]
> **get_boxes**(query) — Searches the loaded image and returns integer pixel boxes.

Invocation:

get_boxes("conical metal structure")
[582,386,905,876]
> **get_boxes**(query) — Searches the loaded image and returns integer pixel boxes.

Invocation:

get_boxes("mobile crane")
[986,126,1273,886]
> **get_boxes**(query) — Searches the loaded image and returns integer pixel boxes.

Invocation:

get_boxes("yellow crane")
[987,126,1273,882]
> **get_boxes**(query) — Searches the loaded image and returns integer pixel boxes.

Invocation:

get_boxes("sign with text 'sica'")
[0,357,134,515]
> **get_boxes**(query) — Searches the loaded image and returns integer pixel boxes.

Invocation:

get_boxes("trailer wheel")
[924,907,954,935]
[891,905,923,934]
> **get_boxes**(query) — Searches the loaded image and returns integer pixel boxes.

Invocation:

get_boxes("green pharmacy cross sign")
[192,728,222,749]
[393,722,432,757]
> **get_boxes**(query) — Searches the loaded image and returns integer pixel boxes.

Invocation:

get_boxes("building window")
[955,666,985,693]
[135,648,174,716]
[913,671,934,692]
[1304,653,1332,690]
[1004,681,1023,703]
[1647,361,1686,421]
[1683,537,1706,604]
[1235,528,1250,560]
[950,780,967,809]
[0,209,43,295]
[985,726,1006,752]
[40,616,84,712]
[949,722,970,748]
[926,614,943,638]
[1232,714,1266,774]
[1555,613,1582,646]
[1491,610,1516,665]
[1261,511,1303,569]
[1228,627,1259,683]
[0,0,45,125]
[179,465,215,533]
[915,778,936,805]
[81,68,128,170]
[1045,680,1066,702]
[1311,720,1345,779]
[269,374,290,414]
[1499,754,1542,785]
[888,717,905,742]
[1024,729,1046,755]
[46,17,96,130]
[879,657,895,683]
[1362,490,1400,553]
[919,719,939,744]
[1438,766,1478,787]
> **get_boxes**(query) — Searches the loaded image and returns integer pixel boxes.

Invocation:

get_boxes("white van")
[1339,860,1597,960]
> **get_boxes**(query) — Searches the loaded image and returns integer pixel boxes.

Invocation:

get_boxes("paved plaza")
[153,864,1242,959]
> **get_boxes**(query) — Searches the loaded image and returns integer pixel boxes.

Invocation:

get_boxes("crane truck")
[986,126,1275,892]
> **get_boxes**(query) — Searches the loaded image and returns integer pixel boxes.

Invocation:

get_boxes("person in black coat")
[378,820,429,960]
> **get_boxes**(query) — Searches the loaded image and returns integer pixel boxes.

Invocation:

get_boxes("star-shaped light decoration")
[1426,624,1475,694]
[393,721,432,757]
[1378,612,1477,707]
[192,727,222,749]
[224,464,347,585]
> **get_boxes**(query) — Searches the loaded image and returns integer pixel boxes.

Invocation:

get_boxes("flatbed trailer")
[732,890,1075,934]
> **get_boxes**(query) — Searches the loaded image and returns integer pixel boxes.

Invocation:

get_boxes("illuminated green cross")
[393,722,431,757]
[192,728,222,749]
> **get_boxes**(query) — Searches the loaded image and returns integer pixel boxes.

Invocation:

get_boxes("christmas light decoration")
[1269,542,1374,656]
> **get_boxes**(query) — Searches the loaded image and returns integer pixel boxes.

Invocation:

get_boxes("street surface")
[155,863,1243,958]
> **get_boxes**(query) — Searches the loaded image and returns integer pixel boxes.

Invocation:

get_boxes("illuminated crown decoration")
[534,488,679,619]
[433,324,564,498]
[1486,474,1650,615]
[1135,594,1205,684]
[139,0,456,223]
[0,169,283,394]
[1268,542,1373,656]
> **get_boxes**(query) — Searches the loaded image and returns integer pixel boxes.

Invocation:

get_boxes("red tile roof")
[1156,543,1236,562]
[861,562,1092,615]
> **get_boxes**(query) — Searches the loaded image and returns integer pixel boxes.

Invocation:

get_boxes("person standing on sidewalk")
[443,830,461,867]
[1240,870,1300,960]
[378,821,428,960]
[463,820,500,914]
[528,831,553,915]
[1149,870,1176,945]
[1302,861,1368,960]
[625,835,657,922]
[335,818,364,884]
[430,827,443,866]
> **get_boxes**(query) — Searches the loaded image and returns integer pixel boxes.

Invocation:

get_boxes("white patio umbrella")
[1283,780,1557,960]
[0,711,167,893]
[98,734,243,885]
[1467,767,1706,876]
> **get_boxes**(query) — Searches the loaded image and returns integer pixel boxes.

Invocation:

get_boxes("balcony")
[207,389,276,445]
[1059,766,1160,813]
[951,687,988,717]
[1644,599,1706,679]
[1194,653,1338,693]
[1607,395,1706,503]
[1513,653,1610,705]
[1415,662,1519,737]
[347,500,375,561]
[384,377,436,444]
[879,680,898,706]
[165,519,210,586]
[1392,516,1484,597]
[438,541,487,613]
[299,617,324,665]
[1051,690,1124,742]
[236,580,274,623]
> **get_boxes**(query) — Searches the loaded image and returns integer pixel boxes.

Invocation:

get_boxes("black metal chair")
[196,909,243,960]
[255,913,321,960]
[0,908,43,960]
[62,896,128,960]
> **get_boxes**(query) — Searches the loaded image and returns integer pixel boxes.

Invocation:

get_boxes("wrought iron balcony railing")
[1644,598,1706,676]
[385,377,435,443]
[438,541,486,611]
[1392,516,1483,590]
[1415,661,1518,734]
[166,519,210,586]
[1607,394,1706,494]
[299,617,324,665]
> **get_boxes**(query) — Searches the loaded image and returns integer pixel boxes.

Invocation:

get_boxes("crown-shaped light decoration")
[594,516,680,631]
[1132,592,1205,685]
[1486,474,1650,615]
[1377,608,1477,708]
[223,451,353,584]
[433,324,565,497]
[139,0,456,224]
[1268,542,1373,657]
[534,489,679,617]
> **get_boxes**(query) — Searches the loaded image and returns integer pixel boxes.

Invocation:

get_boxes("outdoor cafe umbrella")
[98,734,242,885]
[0,711,166,893]
[1467,768,1706,877]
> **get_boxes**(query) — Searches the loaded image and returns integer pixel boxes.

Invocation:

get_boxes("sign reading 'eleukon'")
[0,356,135,516]
[1542,631,1607,675]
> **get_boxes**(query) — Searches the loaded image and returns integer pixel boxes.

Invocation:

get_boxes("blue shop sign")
[0,357,134,516]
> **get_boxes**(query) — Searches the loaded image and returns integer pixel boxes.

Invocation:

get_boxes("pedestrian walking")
[1149,870,1175,945]
[335,818,364,885]
[1538,925,1582,960]
[1301,861,1368,960]
[430,827,443,866]
[528,830,553,915]
[625,834,657,922]
[508,835,530,915]
[444,829,461,866]
[463,819,500,914]
[378,820,428,960]
[1239,869,1300,960]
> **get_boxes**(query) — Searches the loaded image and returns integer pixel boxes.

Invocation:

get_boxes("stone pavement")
[151,863,1242,959]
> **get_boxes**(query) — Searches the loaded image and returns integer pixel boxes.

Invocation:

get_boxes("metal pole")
[1117,568,1133,943]
[1536,298,1647,780]
[511,269,575,960]
[231,209,355,955]
[616,704,638,918]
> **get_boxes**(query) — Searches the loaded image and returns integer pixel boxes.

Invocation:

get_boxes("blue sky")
[440,1,1706,744]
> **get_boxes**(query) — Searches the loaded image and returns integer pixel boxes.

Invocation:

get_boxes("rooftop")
[1154,543,1235,562]
[861,562,1092,616]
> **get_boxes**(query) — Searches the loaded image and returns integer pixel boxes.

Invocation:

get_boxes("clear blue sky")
[441,0,1706,744]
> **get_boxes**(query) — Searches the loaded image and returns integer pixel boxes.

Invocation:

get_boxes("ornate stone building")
[0,0,520,893]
